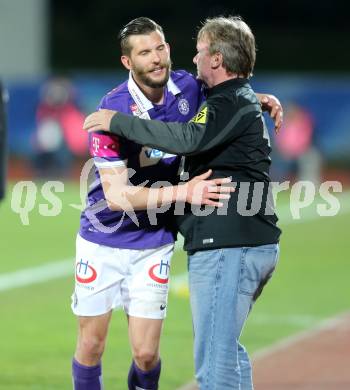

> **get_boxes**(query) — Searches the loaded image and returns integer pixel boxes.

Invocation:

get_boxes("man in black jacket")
[84,16,281,390]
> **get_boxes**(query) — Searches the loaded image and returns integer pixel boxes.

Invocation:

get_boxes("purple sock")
[127,359,161,390]
[72,358,102,390]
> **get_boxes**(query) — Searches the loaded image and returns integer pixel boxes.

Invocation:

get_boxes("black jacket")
[109,78,281,252]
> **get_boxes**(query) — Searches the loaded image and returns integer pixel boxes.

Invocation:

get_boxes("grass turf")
[0,182,349,389]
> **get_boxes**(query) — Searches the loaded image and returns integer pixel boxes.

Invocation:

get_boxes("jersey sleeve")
[97,95,108,110]
[89,131,127,169]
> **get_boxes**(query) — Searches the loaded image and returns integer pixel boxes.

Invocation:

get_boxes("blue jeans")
[188,244,279,390]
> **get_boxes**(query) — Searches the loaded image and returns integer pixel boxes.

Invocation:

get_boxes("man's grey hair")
[197,16,256,78]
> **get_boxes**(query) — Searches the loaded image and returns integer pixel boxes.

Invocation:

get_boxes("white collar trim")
[127,72,181,113]
[128,72,153,112]
[167,76,181,96]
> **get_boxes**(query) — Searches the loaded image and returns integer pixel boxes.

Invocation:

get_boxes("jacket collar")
[206,77,249,97]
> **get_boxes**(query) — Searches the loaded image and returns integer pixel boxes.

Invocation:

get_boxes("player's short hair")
[118,17,165,56]
[197,16,256,78]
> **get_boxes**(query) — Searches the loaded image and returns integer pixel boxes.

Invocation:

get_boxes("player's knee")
[133,347,158,370]
[78,334,106,361]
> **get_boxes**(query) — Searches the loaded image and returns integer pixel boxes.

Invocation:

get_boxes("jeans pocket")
[238,244,279,298]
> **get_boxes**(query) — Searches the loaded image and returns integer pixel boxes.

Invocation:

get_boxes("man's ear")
[121,55,132,70]
[211,52,222,69]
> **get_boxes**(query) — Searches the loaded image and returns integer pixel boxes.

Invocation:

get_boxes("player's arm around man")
[72,16,236,390]
[83,16,282,390]
[99,165,233,211]
[73,156,233,383]
[84,92,283,138]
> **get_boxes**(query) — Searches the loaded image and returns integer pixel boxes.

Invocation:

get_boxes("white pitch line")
[0,258,73,292]
[248,313,320,327]
[1,191,349,293]
[252,310,350,361]
[175,311,350,390]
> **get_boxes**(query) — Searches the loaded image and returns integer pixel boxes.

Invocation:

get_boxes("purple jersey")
[79,70,203,249]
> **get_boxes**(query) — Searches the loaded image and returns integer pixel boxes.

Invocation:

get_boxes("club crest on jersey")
[148,259,170,284]
[178,98,190,115]
[76,259,97,284]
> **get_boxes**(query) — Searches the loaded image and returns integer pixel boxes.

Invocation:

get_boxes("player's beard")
[133,60,172,88]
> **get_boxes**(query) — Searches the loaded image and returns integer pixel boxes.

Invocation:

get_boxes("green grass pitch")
[0,182,349,389]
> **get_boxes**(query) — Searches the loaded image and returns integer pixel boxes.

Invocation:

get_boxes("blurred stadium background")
[0,0,349,389]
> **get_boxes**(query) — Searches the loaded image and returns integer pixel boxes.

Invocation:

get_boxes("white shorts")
[71,235,174,319]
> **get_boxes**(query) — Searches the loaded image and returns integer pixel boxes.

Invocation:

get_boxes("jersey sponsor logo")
[130,102,151,120]
[92,136,100,154]
[191,106,208,124]
[178,98,190,115]
[160,304,166,310]
[90,133,120,158]
[75,259,97,284]
[130,103,142,117]
[139,147,163,167]
[148,259,170,284]
[139,146,176,167]
[145,148,163,158]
